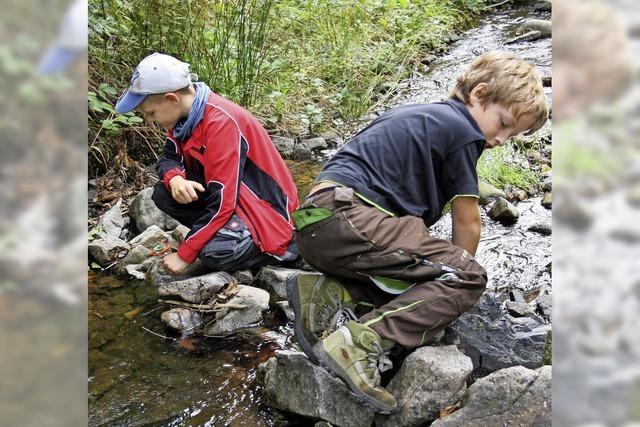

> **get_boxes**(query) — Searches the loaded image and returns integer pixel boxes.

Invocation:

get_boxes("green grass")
[477,146,539,191]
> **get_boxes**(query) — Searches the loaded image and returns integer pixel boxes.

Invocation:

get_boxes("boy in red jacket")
[116,53,299,274]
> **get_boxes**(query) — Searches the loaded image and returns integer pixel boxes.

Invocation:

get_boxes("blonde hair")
[451,51,548,134]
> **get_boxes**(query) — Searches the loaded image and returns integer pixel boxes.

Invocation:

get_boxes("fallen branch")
[158,298,248,311]
[141,326,176,341]
[483,0,511,9]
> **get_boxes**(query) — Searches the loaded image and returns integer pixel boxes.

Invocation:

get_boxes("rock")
[522,19,552,37]
[171,224,190,244]
[203,285,270,336]
[314,422,333,427]
[258,350,375,427]
[376,81,396,95]
[129,225,171,250]
[96,198,125,238]
[376,346,472,427]
[554,194,592,230]
[129,187,180,233]
[528,222,552,235]
[89,235,131,266]
[124,264,147,280]
[478,181,506,205]
[272,136,296,158]
[319,129,341,146]
[444,294,550,375]
[534,0,552,12]
[293,146,312,160]
[431,365,551,427]
[257,266,302,299]
[505,30,543,44]
[233,269,254,285]
[487,197,520,224]
[536,292,552,321]
[421,54,438,64]
[509,289,526,303]
[540,178,552,192]
[276,300,295,321]
[505,301,535,318]
[541,192,552,209]
[114,245,154,275]
[626,185,640,208]
[146,258,209,287]
[542,75,552,87]
[157,271,236,303]
[609,228,640,244]
[299,137,328,152]
[160,308,203,333]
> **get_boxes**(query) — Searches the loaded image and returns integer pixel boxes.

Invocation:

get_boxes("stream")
[89,3,551,426]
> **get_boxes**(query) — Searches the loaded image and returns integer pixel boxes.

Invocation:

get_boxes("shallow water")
[89,4,552,425]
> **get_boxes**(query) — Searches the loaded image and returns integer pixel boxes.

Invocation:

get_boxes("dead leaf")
[439,402,461,418]
[125,306,144,319]
[177,337,199,351]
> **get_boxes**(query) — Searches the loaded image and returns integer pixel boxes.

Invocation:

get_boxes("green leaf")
[90,262,103,270]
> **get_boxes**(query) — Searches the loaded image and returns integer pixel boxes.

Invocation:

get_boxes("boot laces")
[365,341,393,386]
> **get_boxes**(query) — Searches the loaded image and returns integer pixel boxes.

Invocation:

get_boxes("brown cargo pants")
[294,186,487,349]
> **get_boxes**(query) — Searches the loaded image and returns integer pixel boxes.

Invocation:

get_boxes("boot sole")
[314,343,397,415]
[286,274,319,364]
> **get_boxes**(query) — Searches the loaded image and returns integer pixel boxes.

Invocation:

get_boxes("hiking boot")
[312,320,397,414]
[286,272,357,363]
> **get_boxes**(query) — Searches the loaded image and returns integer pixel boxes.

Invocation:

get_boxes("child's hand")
[162,252,189,275]
[169,176,205,204]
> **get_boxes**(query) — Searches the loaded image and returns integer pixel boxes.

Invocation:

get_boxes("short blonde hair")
[451,51,548,134]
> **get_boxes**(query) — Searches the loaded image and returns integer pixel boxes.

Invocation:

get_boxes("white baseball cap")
[39,0,88,75]
[115,53,196,113]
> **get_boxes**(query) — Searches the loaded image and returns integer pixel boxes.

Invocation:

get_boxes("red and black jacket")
[157,92,299,263]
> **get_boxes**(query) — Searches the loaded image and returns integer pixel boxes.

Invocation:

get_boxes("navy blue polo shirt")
[317,98,486,226]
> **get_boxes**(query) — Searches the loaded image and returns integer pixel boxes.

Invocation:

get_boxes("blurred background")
[1,0,640,425]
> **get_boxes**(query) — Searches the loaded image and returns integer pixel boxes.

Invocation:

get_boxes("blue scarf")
[173,82,212,141]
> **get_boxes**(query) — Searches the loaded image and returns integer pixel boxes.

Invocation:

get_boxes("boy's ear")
[469,83,488,106]
[163,92,180,104]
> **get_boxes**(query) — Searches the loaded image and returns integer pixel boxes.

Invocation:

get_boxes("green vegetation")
[477,145,539,190]
[89,0,487,176]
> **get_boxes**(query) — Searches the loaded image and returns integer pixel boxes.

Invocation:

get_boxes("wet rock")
[293,146,312,160]
[276,300,295,321]
[272,136,295,158]
[204,285,270,336]
[505,30,543,44]
[509,289,526,303]
[258,350,375,427]
[146,258,209,287]
[376,81,396,95]
[319,129,341,146]
[124,264,147,280]
[444,294,550,375]
[157,271,236,303]
[487,197,520,224]
[534,0,552,12]
[299,137,328,152]
[609,228,640,244]
[626,185,640,208]
[528,222,552,235]
[554,194,593,230]
[505,301,537,318]
[257,266,302,299]
[115,245,153,274]
[542,75,552,87]
[504,185,527,202]
[129,187,180,233]
[541,192,552,209]
[129,225,171,250]
[89,235,131,266]
[536,291,552,321]
[376,346,472,427]
[233,269,254,285]
[431,365,551,427]
[478,180,506,205]
[96,198,125,238]
[171,224,190,244]
[160,308,203,333]
[522,19,551,37]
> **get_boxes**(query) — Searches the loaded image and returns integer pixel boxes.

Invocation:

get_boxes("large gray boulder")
[444,294,550,375]
[88,235,131,266]
[376,346,473,427]
[522,19,552,38]
[96,198,126,238]
[258,350,375,427]
[299,137,328,152]
[115,245,154,275]
[157,271,236,303]
[271,136,296,158]
[129,187,180,232]
[146,258,209,286]
[129,225,171,250]
[203,285,270,336]
[431,365,551,426]
[257,266,302,299]
[160,308,203,333]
